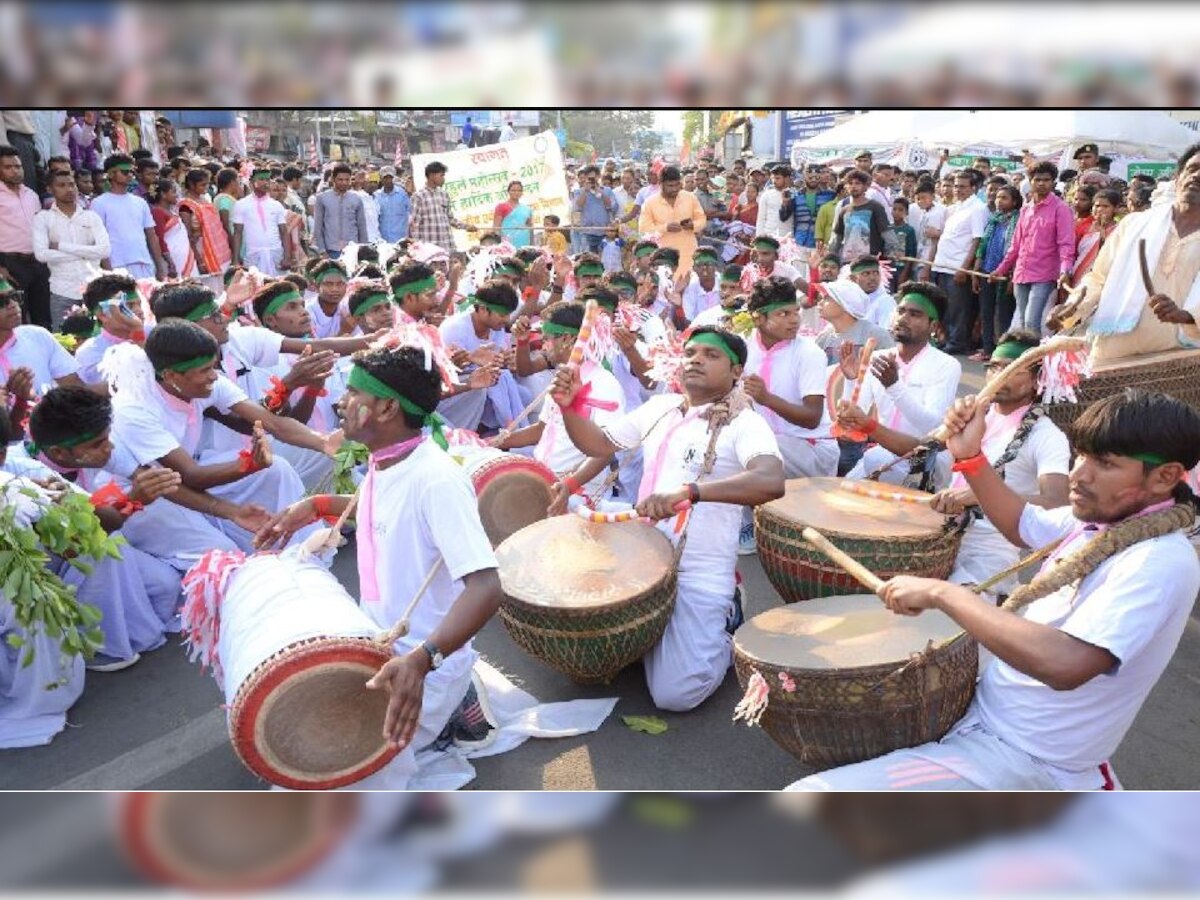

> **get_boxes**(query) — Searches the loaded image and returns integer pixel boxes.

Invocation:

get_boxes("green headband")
[633,245,657,258]
[251,170,272,181]
[473,299,514,317]
[753,301,798,317]
[0,278,13,292]
[29,427,104,456]
[686,331,740,365]
[752,238,779,251]
[1129,451,1169,466]
[314,268,346,284]
[184,300,219,322]
[156,354,217,375]
[540,322,580,337]
[261,289,303,320]
[347,364,448,450]
[574,263,605,277]
[850,259,879,273]
[351,291,392,317]
[580,293,618,311]
[991,341,1036,362]
[393,275,436,297]
[899,292,940,322]
[495,263,525,278]
[107,162,134,172]
[720,271,740,284]
[693,253,720,266]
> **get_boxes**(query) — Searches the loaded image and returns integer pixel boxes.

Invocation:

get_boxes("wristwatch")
[420,641,444,671]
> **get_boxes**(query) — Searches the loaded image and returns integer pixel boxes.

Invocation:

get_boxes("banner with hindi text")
[411,130,570,251]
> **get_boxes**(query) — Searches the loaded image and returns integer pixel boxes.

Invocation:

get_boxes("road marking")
[51,706,233,790]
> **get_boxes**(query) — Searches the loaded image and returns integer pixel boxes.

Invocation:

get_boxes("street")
[4,366,1199,791]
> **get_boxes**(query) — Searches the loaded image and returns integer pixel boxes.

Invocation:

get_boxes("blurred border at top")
[2,1,1198,108]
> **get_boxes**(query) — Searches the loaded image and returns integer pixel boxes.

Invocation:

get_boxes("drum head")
[735,594,964,671]
[497,515,674,609]
[232,637,398,790]
[472,457,557,546]
[762,477,948,537]
[119,793,357,890]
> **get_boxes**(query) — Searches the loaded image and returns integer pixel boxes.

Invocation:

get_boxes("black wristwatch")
[420,641,444,670]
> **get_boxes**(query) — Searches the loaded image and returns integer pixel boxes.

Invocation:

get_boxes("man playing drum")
[552,326,786,712]
[256,344,504,788]
[788,389,1200,790]
[837,281,962,487]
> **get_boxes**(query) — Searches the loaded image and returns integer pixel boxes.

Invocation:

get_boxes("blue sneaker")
[737,522,757,556]
[726,584,745,635]
[86,652,140,672]
[443,671,498,752]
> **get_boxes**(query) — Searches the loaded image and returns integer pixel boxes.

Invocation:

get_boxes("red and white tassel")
[1038,346,1092,404]
[179,549,248,682]
[732,670,770,727]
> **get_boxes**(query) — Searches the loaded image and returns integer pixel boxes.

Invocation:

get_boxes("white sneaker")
[737,522,757,556]
[86,652,141,672]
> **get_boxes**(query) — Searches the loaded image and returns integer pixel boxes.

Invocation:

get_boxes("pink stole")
[356,435,425,605]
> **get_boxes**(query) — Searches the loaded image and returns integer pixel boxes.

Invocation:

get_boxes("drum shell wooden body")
[453,446,557,546]
[1045,349,1200,429]
[733,595,978,768]
[496,516,677,684]
[755,477,962,602]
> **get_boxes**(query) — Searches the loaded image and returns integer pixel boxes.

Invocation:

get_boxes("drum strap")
[963,405,1046,524]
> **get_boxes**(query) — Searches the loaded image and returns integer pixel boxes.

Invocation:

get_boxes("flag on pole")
[393,137,405,169]
[308,134,320,171]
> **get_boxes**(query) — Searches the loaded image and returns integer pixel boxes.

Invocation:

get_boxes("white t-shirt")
[603,395,781,596]
[743,332,831,440]
[681,273,721,323]
[305,294,343,340]
[74,330,127,386]
[844,344,961,436]
[932,195,988,275]
[864,287,897,329]
[909,201,946,262]
[634,184,659,207]
[0,325,79,397]
[231,195,287,252]
[362,440,497,682]
[116,377,247,463]
[974,502,1200,780]
[534,360,624,492]
[689,304,733,330]
[90,191,154,269]
[755,187,792,240]
[203,325,286,455]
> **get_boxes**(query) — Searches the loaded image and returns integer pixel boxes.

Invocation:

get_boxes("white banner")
[412,130,570,251]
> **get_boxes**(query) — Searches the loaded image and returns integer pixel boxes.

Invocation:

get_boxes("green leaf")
[20,648,34,668]
[622,715,669,735]
[6,633,23,649]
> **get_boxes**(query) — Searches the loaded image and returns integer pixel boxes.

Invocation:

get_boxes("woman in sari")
[731,182,759,265]
[178,168,232,290]
[149,178,193,280]
[492,179,533,248]
[1070,188,1120,289]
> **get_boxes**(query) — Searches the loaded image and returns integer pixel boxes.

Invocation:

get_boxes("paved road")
[5,364,1199,790]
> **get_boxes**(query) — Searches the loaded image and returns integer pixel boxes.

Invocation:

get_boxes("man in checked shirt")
[408,160,477,256]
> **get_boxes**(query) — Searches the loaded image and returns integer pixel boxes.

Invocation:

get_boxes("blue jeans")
[1013,281,1057,334]
[578,231,605,254]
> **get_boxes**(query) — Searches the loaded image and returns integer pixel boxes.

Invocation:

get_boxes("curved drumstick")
[830,337,878,441]
[376,557,444,646]
[1137,238,1154,295]
[800,527,885,594]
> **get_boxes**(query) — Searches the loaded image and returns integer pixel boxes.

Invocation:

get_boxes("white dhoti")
[438,389,488,432]
[516,369,555,420]
[849,445,951,491]
[0,596,85,749]
[242,246,283,277]
[643,575,734,712]
[776,434,839,478]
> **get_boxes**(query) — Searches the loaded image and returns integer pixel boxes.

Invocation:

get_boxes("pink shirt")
[0,183,41,253]
[993,192,1076,285]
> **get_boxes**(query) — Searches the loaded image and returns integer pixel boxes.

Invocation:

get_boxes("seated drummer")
[491,301,624,511]
[788,388,1200,790]
[255,344,504,786]
[835,281,962,486]
[552,326,786,712]
[931,329,1071,599]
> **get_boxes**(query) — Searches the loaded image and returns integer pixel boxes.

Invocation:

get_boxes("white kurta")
[439,311,530,430]
[534,360,624,495]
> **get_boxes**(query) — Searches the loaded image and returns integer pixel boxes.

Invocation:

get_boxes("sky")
[653,109,683,142]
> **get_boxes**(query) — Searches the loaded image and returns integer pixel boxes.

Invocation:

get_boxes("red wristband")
[89,483,144,517]
[951,452,989,476]
[861,418,880,436]
[237,449,263,474]
[261,376,290,413]
[311,494,339,524]
[562,474,584,496]
[302,385,328,399]
[516,335,530,345]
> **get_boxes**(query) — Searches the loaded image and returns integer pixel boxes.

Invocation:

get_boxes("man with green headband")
[552,324,784,712]
[745,234,803,290]
[72,272,147,384]
[678,247,722,324]
[837,280,962,485]
[689,264,746,329]
[255,343,505,785]
[847,255,897,329]
[91,153,170,280]
[305,258,349,339]
[791,388,1200,791]
[231,167,292,275]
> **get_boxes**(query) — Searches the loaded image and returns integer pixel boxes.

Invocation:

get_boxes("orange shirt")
[638,190,707,271]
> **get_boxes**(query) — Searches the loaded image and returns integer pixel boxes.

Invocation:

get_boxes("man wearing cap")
[854,150,873,175]
[814,279,895,365]
[376,166,410,243]
[848,255,897,329]
[756,165,795,242]
[553,325,785,712]
[639,166,706,273]
[90,153,170,280]
[231,167,292,276]
[352,169,382,243]
[837,281,962,486]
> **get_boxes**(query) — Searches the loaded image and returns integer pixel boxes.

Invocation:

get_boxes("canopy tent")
[921,110,1199,161]
[790,110,971,169]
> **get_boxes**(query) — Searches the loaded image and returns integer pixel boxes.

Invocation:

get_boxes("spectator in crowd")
[0,143,53,327]
[376,165,410,242]
[32,168,110,327]
[90,153,170,280]
[931,169,989,354]
[972,184,1022,360]
[408,160,475,256]
[572,165,618,254]
[313,162,369,257]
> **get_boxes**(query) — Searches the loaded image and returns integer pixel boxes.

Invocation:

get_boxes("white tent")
[921,110,1198,160]
[796,109,972,151]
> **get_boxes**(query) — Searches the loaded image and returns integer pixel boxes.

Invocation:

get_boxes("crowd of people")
[2,111,1200,793]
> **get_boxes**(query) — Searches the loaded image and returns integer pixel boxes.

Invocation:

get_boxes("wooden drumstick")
[376,557,444,645]
[1137,238,1154,295]
[830,337,877,440]
[800,527,885,594]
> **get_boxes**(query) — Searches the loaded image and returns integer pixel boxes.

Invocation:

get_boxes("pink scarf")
[157,383,200,449]
[949,403,1030,491]
[638,403,701,504]
[357,435,425,605]
[1039,497,1178,576]
[753,330,790,434]
[886,344,930,430]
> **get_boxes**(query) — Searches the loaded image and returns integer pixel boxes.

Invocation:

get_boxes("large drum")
[450,446,557,546]
[1046,348,1200,429]
[755,477,962,602]
[733,594,978,768]
[181,550,397,790]
[495,515,677,684]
